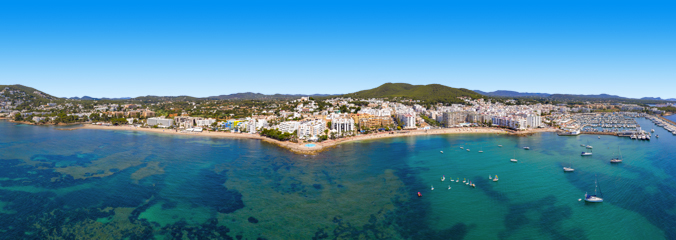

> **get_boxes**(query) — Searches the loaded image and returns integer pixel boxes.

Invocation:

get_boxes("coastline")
[77,124,557,155]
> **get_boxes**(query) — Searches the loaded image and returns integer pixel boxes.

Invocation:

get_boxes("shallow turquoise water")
[0,118,675,239]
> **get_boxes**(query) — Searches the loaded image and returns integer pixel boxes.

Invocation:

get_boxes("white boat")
[463,178,466,183]
[498,145,503,147]
[651,129,655,132]
[598,136,601,139]
[610,147,623,163]
[460,147,464,149]
[441,175,445,181]
[465,181,469,185]
[584,177,604,203]
[493,175,498,182]
[456,178,459,182]
[586,145,593,149]
[431,185,434,190]
[479,146,483,153]
[510,150,518,162]
[581,149,593,156]
[448,186,451,190]
[489,175,492,179]
[564,157,575,172]
[523,147,530,150]
[440,151,443,154]
[466,149,470,152]
[581,144,586,147]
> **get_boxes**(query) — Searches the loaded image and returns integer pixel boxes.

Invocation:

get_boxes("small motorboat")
[498,145,503,147]
[440,151,444,154]
[563,167,574,172]
[586,145,593,149]
[581,152,593,156]
[581,144,586,147]
[460,147,464,149]
[598,136,601,139]
[466,149,470,152]
[418,192,422,197]
[511,159,518,162]
[523,147,530,150]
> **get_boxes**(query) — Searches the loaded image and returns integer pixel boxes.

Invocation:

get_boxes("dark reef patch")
[160,218,235,240]
[248,217,259,224]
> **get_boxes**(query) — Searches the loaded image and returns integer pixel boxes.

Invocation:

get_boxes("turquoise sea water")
[1,118,675,239]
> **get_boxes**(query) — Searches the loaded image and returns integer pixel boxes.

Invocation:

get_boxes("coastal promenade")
[79,124,557,155]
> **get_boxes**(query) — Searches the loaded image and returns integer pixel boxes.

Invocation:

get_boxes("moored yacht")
[584,177,604,203]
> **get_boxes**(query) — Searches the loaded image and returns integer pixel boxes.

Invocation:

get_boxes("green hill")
[342,83,483,103]
[0,84,59,100]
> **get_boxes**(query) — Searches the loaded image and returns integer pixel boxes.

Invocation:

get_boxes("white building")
[147,117,173,127]
[398,113,416,129]
[331,118,354,134]
[526,115,541,128]
[297,120,326,138]
[278,121,300,133]
[195,118,216,127]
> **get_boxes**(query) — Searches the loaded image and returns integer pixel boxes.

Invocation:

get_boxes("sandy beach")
[78,124,557,154]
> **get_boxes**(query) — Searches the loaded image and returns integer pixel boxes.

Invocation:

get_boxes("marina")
[647,115,676,135]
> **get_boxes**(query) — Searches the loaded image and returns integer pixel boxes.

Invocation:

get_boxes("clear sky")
[1,0,674,99]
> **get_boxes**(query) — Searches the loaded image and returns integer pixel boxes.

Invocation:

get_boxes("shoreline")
[76,124,557,155]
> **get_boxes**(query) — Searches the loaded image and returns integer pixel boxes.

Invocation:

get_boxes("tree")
[326,121,332,129]
[13,114,23,121]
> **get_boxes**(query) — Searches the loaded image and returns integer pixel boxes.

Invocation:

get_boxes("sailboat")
[431,185,434,191]
[510,150,518,162]
[598,136,601,139]
[563,157,574,172]
[456,178,459,182]
[586,141,593,149]
[441,175,446,181]
[489,175,492,180]
[584,176,604,203]
[493,175,499,182]
[448,185,451,190]
[462,178,466,183]
[479,146,484,153]
[581,148,593,156]
[610,147,623,163]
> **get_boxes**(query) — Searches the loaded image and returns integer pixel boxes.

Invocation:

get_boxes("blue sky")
[1,0,674,98]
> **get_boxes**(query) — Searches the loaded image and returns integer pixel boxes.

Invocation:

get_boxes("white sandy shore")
[77,124,557,154]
